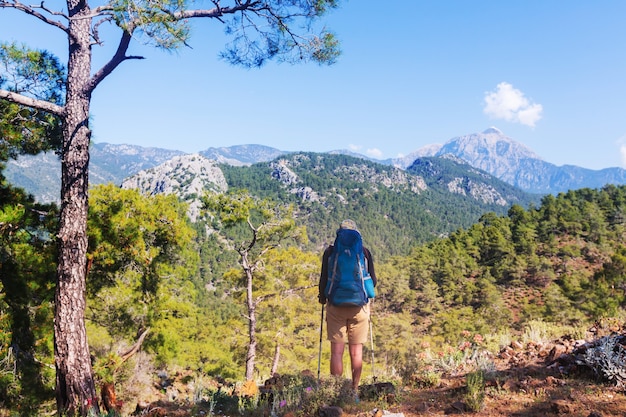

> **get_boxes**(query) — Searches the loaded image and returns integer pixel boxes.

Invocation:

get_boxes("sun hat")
[340,219,358,231]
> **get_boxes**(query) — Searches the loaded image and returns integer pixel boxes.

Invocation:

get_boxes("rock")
[511,340,524,350]
[414,402,430,413]
[444,401,468,414]
[551,400,573,414]
[547,344,569,364]
[545,376,566,386]
[502,378,519,391]
[121,154,228,221]
[359,382,396,402]
[319,405,343,417]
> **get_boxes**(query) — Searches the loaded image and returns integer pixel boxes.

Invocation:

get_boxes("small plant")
[435,331,494,376]
[416,370,441,388]
[195,387,238,416]
[237,391,259,415]
[399,347,441,387]
[299,376,354,415]
[436,348,466,374]
[464,369,485,412]
[473,349,496,377]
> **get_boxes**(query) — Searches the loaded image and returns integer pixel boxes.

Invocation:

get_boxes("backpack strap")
[327,245,339,296]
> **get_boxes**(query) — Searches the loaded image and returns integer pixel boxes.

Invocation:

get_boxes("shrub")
[298,376,354,416]
[464,370,485,412]
[582,334,626,387]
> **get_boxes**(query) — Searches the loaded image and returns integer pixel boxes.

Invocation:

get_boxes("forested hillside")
[191,183,626,391]
[380,185,626,349]
[219,152,539,259]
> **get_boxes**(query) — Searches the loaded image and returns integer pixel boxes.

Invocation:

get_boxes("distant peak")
[483,127,503,135]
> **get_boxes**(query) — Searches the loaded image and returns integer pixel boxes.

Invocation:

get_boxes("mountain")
[117,151,538,256]
[387,143,443,168]
[3,142,184,204]
[90,143,186,183]
[4,151,64,204]
[120,154,228,221]
[6,128,626,203]
[199,144,285,166]
[406,155,532,206]
[220,152,539,256]
[191,129,626,195]
[394,128,626,194]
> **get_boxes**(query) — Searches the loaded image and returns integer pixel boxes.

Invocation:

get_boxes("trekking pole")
[317,304,325,385]
[369,305,376,381]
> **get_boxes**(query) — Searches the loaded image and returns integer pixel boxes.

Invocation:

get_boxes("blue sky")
[1,1,625,170]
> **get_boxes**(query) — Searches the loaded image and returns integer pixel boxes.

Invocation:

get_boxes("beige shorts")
[326,303,370,345]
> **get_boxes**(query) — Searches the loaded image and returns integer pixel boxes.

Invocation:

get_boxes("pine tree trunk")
[53,0,99,414]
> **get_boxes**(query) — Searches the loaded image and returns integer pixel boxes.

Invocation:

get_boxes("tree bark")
[270,343,280,377]
[243,251,257,381]
[53,0,99,414]
[120,328,151,362]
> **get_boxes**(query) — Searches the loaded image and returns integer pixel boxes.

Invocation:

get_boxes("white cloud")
[366,148,383,158]
[483,82,543,127]
[348,144,361,152]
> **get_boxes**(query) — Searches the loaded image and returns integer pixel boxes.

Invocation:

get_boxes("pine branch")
[0,0,69,33]
[0,89,64,116]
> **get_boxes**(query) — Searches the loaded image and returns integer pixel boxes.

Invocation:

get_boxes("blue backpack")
[325,228,374,307]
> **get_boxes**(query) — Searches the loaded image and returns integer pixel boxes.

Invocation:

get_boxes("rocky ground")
[133,333,626,417]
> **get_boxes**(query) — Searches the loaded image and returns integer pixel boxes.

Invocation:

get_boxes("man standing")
[319,219,377,395]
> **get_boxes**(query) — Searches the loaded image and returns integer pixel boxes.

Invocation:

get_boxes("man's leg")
[348,343,363,390]
[330,342,345,376]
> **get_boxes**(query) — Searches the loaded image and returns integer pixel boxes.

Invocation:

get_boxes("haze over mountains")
[5,127,626,204]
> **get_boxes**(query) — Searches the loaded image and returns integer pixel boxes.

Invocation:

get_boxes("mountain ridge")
[5,128,626,202]
[212,152,538,256]
[120,153,228,221]
[409,128,626,194]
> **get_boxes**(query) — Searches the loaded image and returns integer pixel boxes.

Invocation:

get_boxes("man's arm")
[319,246,333,304]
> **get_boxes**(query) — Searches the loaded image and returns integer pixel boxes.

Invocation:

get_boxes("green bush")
[464,370,485,412]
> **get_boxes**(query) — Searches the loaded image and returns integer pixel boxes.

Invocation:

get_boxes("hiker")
[319,219,377,393]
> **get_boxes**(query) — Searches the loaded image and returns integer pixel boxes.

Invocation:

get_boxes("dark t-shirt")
[318,245,377,304]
